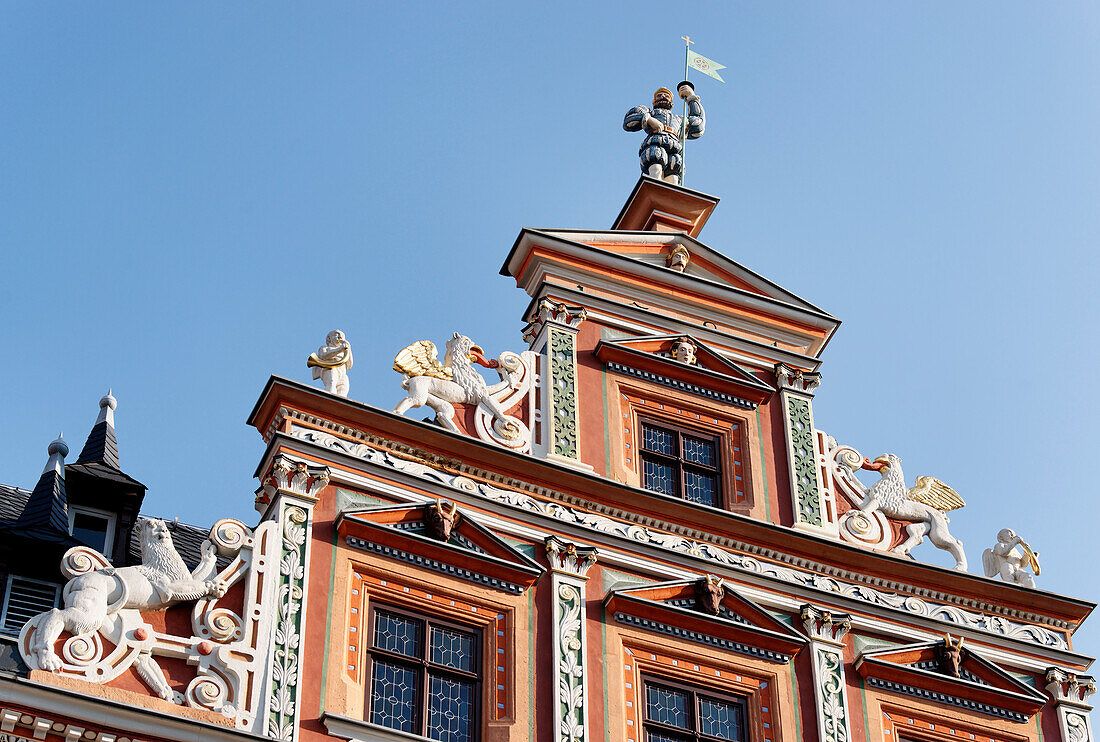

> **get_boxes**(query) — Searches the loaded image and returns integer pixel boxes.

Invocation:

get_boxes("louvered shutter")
[1,575,60,635]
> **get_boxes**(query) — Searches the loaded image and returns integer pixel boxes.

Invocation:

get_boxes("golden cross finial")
[682,35,694,47]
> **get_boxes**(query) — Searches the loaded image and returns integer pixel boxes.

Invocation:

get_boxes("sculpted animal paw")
[170,690,185,704]
[206,579,228,598]
[38,651,63,672]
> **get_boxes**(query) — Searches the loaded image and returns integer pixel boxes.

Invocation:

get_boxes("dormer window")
[69,505,116,555]
[640,419,722,507]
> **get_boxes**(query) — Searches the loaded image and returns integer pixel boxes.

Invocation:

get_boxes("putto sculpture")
[858,453,968,571]
[307,329,353,398]
[623,82,705,185]
[392,333,527,444]
[982,528,1040,588]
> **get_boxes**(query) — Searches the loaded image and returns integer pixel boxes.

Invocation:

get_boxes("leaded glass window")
[642,678,747,742]
[639,420,723,508]
[367,606,480,742]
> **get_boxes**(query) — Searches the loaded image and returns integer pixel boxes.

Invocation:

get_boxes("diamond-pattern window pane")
[646,685,689,729]
[642,426,675,455]
[374,611,421,657]
[699,697,743,741]
[683,470,718,507]
[427,674,474,742]
[683,436,716,467]
[648,733,688,742]
[371,660,418,732]
[430,627,475,672]
[644,459,675,496]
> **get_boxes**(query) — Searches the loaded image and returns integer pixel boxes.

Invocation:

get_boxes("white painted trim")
[323,713,436,742]
[0,676,267,742]
[67,504,117,555]
[508,230,836,326]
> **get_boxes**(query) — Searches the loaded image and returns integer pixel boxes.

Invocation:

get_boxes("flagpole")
[680,36,692,186]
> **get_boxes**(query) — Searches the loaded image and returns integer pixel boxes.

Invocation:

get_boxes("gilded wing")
[908,475,965,512]
[393,340,452,380]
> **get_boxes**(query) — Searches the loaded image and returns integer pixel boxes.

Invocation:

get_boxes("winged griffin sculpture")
[392,333,528,446]
[858,453,968,570]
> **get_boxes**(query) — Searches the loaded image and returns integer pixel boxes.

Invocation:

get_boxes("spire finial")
[97,389,117,427]
[45,434,68,472]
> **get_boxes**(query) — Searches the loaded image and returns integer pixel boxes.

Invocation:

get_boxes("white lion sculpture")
[26,518,227,701]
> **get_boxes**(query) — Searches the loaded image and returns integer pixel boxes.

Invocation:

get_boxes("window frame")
[68,504,117,555]
[638,417,724,508]
[641,674,750,742]
[364,602,482,742]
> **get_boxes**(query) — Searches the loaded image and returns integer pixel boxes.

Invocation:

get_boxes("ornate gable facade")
[0,176,1093,742]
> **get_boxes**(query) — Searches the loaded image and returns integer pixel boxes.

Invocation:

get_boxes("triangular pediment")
[604,577,806,663]
[595,334,775,407]
[338,501,543,593]
[521,228,830,316]
[855,638,1046,722]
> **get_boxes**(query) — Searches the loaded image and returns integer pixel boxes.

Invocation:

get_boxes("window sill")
[323,713,438,742]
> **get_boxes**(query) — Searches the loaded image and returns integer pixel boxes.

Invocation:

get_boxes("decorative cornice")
[863,677,1030,722]
[545,535,597,578]
[272,415,1075,646]
[613,612,792,663]
[606,361,757,409]
[345,535,526,594]
[1047,668,1097,707]
[801,604,852,644]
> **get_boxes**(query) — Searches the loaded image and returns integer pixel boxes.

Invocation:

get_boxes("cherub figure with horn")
[982,528,1040,588]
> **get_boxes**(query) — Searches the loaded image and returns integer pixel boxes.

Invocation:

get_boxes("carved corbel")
[265,454,330,500]
[1047,668,1096,742]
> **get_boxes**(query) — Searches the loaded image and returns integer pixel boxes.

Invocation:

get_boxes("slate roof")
[0,482,219,570]
[0,484,29,521]
[76,418,120,469]
[14,464,69,537]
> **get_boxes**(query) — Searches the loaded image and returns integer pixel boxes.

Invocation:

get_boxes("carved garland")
[267,505,308,741]
[557,583,586,742]
[284,426,1070,650]
[815,647,849,742]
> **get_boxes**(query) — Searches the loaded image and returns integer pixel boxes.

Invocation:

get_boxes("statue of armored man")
[624,82,705,185]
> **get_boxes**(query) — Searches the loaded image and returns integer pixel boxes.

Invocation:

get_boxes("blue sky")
[2,3,1098,656]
